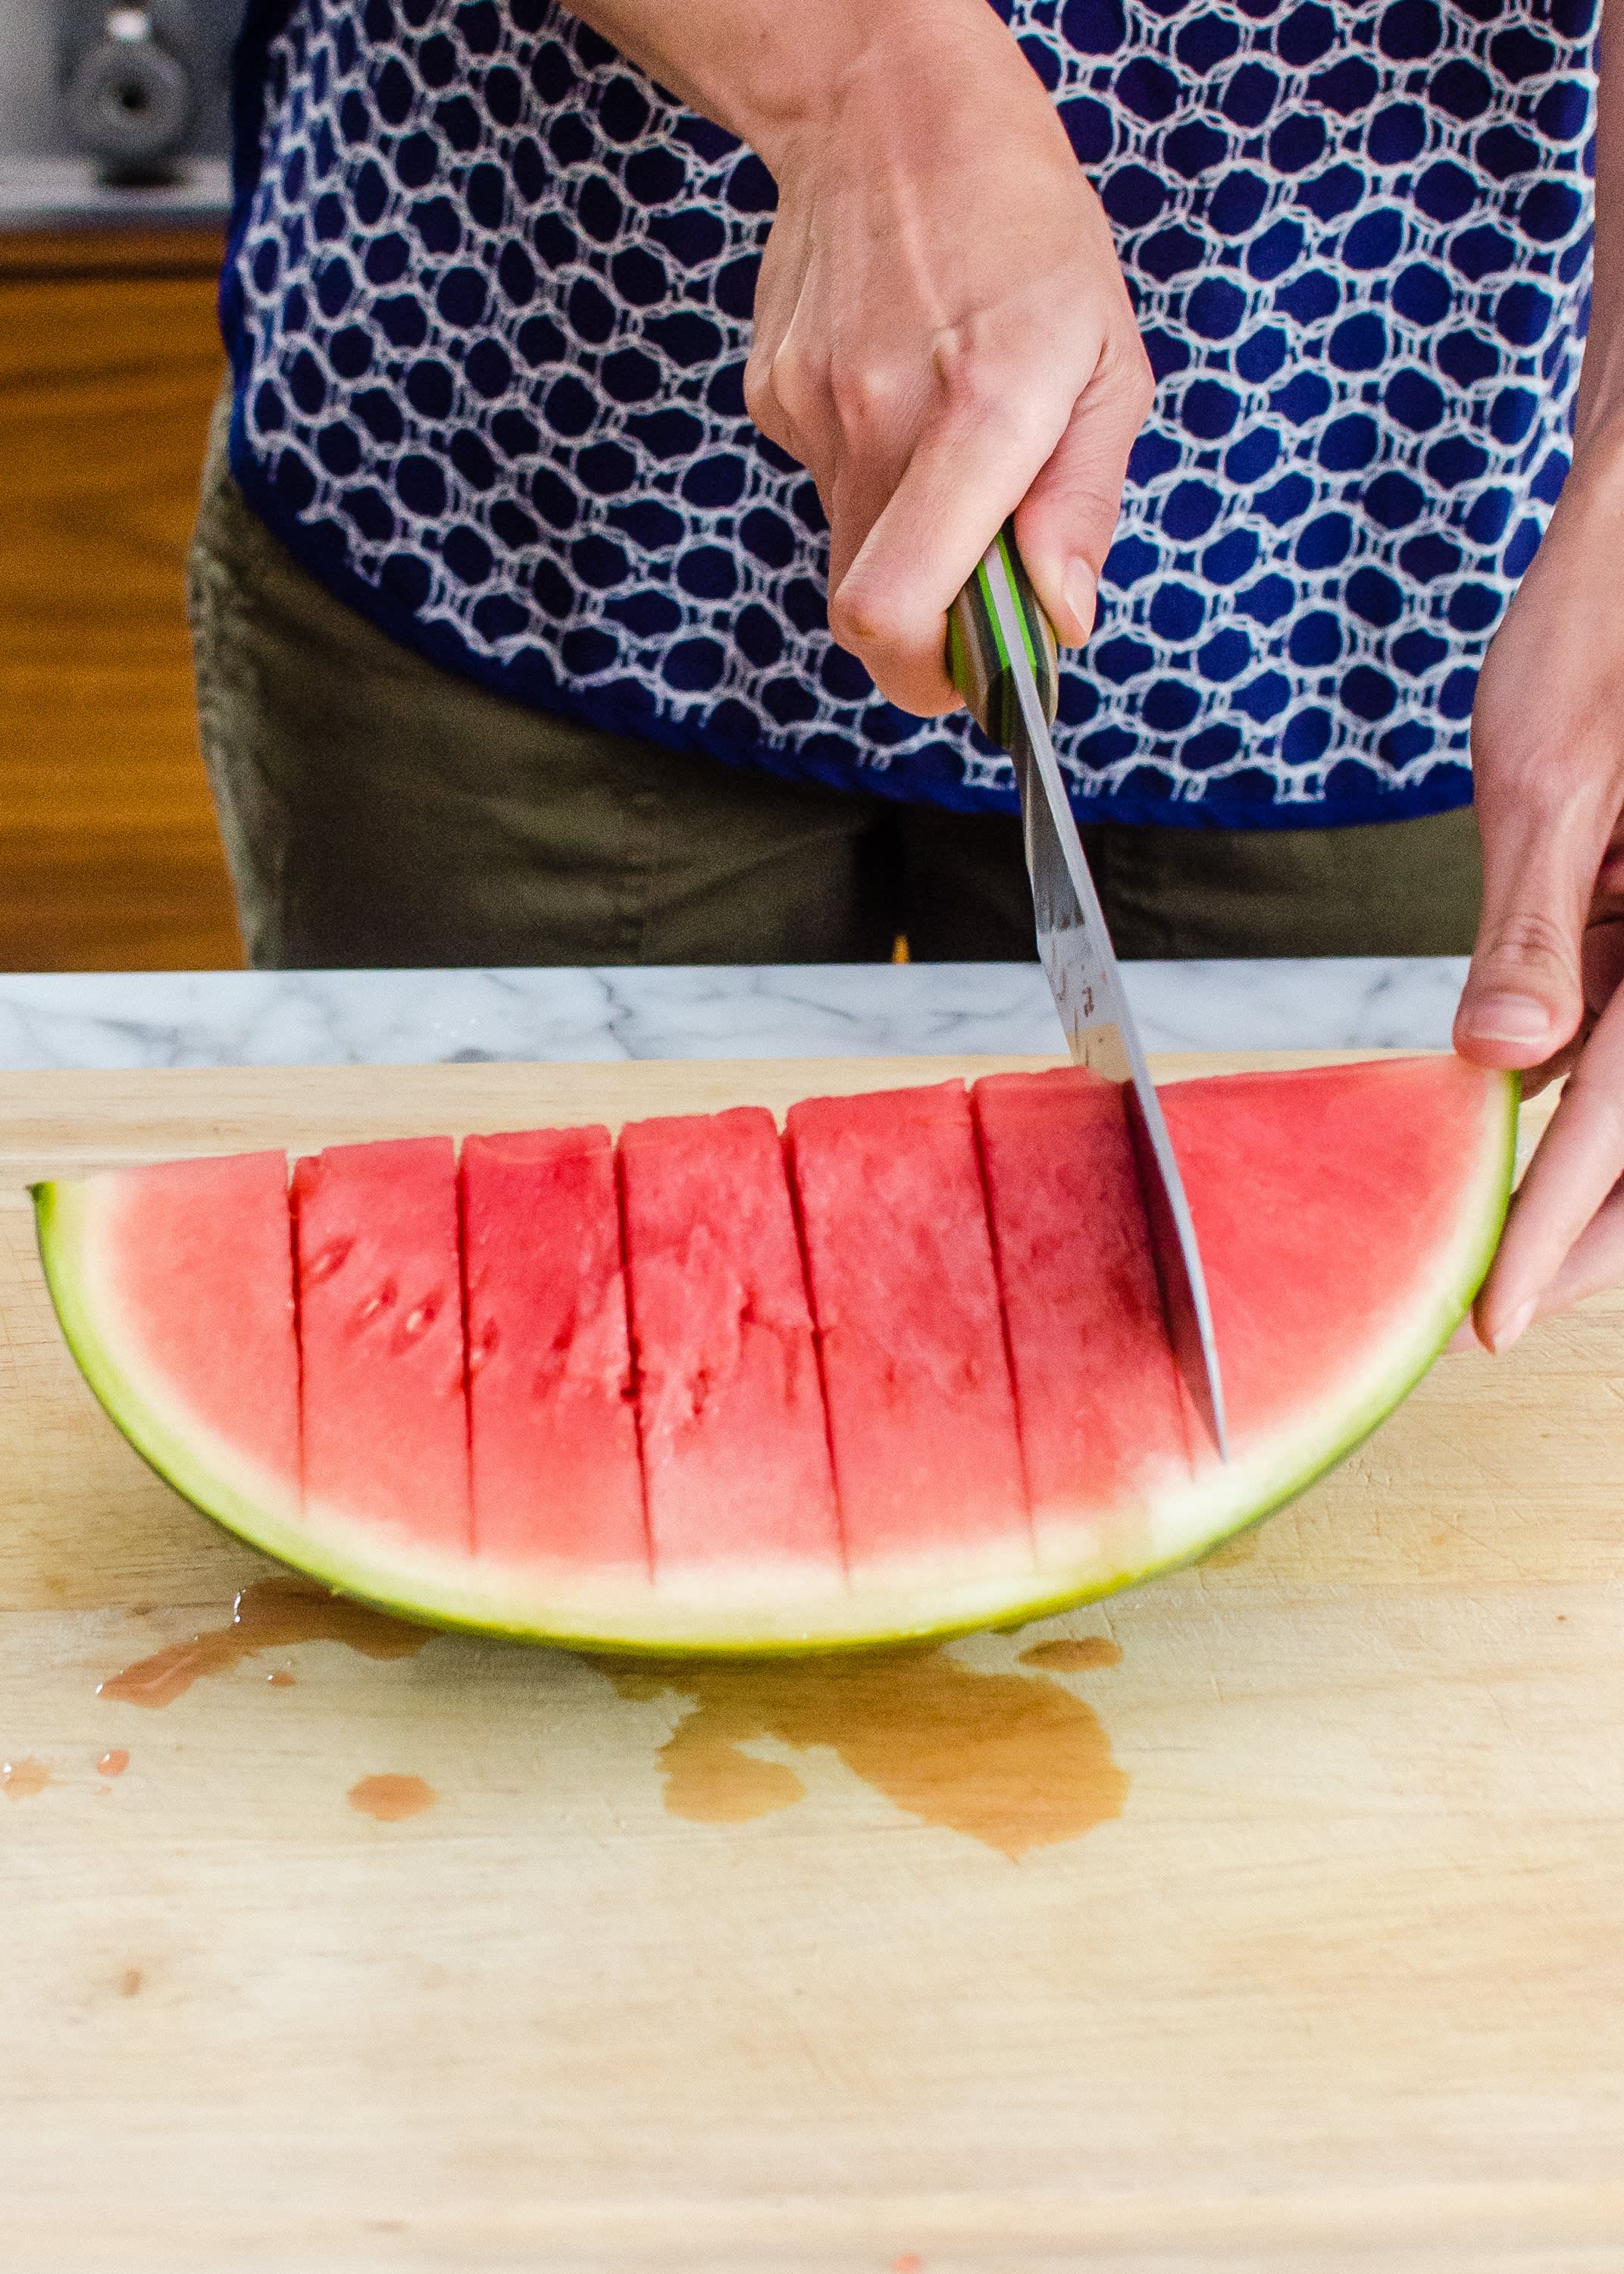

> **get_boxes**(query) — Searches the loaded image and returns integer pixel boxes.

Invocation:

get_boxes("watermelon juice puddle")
[348,1772,437,1822]
[98,1576,429,1707]
[1019,1637,1122,1674]
[600,1645,1128,1860]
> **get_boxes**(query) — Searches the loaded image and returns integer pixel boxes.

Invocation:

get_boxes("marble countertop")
[0,157,232,231]
[0,959,1468,1073]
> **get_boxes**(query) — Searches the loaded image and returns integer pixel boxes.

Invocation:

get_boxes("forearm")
[556,0,1022,176]
[1573,0,1624,456]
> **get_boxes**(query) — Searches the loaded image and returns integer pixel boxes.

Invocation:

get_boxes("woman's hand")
[744,5,1150,713]
[568,0,1151,715]
[1453,445,1624,1346]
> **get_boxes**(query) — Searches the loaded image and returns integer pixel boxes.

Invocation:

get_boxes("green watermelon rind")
[30,1067,1519,1657]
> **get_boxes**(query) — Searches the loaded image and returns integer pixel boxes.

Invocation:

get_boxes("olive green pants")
[187,405,1482,968]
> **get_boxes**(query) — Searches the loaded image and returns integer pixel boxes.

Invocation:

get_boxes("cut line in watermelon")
[32,1057,1517,1654]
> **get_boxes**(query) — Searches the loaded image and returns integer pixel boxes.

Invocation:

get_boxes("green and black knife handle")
[947,521,1060,747]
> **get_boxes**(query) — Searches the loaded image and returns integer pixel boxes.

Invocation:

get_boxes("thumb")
[1012,340,1153,646]
[1453,785,1597,1070]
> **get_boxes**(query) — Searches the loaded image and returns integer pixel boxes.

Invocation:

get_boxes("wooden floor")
[0,230,243,972]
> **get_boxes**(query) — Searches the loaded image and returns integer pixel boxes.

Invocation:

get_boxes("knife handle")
[947,520,1060,746]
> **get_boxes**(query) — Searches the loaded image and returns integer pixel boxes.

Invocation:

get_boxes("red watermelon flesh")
[462,1126,646,1573]
[293,1135,471,1552]
[973,1068,1194,1565]
[618,1105,842,1586]
[786,1082,1034,1582]
[45,1150,302,1530]
[1162,1054,1501,1458]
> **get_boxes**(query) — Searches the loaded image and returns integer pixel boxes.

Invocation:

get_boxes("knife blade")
[948,523,1229,1461]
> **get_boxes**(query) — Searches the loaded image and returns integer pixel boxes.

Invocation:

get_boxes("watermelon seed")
[352,1278,398,1332]
[302,1237,353,1286]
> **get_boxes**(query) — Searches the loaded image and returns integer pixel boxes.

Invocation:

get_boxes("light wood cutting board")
[1,1054,1619,2274]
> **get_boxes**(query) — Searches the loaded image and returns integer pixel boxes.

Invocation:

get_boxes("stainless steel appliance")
[58,0,235,180]
[0,0,237,223]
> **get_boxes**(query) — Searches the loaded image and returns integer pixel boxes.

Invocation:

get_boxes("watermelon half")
[32,1057,1516,1653]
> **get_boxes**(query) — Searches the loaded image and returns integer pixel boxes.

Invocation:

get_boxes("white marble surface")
[0,157,233,229]
[0,960,1468,1073]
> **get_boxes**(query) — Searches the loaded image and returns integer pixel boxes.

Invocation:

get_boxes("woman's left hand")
[1453,443,1624,1346]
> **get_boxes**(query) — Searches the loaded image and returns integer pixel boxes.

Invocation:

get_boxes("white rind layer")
[31,1068,1517,1655]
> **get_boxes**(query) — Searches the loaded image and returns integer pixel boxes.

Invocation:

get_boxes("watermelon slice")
[785,1081,1032,1586]
[973,1067,1192,1586]
[618,1107,843,1605]
[32,1150,300,1539]
[293,1136,471,1554]
[461,1126,646,1578]
[31,1057,1517,1652]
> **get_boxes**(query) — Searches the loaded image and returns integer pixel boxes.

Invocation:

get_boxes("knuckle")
[827,579,901,658]
[741,347,773,427]
[1122,345,1156,419]
[932,334,1002,419]
[1477,908,1582,988]
[828,354,908,437]
[759,336,820,431]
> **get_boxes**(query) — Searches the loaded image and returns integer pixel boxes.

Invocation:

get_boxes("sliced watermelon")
[461,1126,646,1578]
[32,1057,1518,1652]
[33,1150,299,1538]
[973,1067,1192,1583]
[618,1106,842,1605]
[785,1081,1033,1587]
[1159,1054,1516,1556]
[293,1136,471,1554]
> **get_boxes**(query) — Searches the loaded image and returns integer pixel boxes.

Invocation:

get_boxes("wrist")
[1569,324,1624,477]
[737,0,1044,182]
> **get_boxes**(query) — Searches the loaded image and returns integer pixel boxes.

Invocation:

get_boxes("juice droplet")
[266,1669,296,1687]
[348,1773,437,1822]
[894,2255,925,2274]
[98,1749,130,1778]
[1019,1636,1122,1673]
[98,1577,429,1707]
[602,1646,1127,1859]
[2,1757,50,1799]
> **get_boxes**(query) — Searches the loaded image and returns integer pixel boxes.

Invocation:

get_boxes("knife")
[948,523,1229,1461]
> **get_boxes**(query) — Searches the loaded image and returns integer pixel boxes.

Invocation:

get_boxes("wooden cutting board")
[2,1054,1619,2274]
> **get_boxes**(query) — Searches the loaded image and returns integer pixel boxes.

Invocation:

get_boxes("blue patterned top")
[224,0,1596,827]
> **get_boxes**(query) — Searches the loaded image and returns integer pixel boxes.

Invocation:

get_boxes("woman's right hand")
[571,0,1153,717]
[745,2,1152,716]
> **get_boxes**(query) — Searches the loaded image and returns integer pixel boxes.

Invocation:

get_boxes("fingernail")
[1488,1298,1535,1352]
[1463,993,1550,1044]
[1062,559,1097,642]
